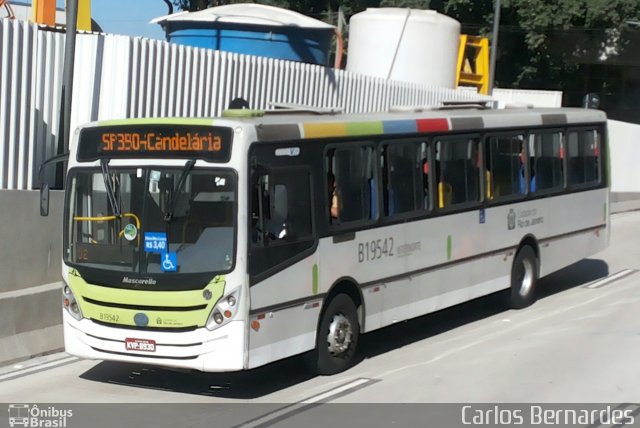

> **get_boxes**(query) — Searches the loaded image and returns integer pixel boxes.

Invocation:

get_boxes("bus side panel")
[247,253,320,369]
[538,188,609,277]
[482,189,608,278]
[318,209,494,334]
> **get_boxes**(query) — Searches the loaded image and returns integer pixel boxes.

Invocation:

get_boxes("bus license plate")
[125,338,156,352]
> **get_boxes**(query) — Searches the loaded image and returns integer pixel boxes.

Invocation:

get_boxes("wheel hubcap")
[327,313,353,356]
[518,258,534,297]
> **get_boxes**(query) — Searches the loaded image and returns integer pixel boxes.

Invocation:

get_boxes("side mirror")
[37,152,70,217]
[40,183,50,217]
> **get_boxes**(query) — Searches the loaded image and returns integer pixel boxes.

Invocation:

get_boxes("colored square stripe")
[416,118,449,132]
[345,121,384,136]
[382,120,418,134]
[303,123,348,138]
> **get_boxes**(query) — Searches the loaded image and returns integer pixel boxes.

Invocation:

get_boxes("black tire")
[311,294,360,375]
[509,245,538,309]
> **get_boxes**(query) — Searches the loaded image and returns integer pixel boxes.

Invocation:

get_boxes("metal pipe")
[62,0,79,154]
[489,0,501,94]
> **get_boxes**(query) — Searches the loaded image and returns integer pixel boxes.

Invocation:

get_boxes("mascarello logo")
[7,404,73,427]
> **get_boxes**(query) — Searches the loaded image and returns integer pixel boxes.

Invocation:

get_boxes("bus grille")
[83,297,207,312]
[91,319,198,332]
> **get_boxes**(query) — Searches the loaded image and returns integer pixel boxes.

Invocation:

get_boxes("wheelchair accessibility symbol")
[161,252,177,272]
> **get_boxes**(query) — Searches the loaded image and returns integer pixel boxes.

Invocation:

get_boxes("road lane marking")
[0,356,79,383]
[586,403,640,428]
[301,377,377,403]
[585,269,638,289]
[231,378,378,428]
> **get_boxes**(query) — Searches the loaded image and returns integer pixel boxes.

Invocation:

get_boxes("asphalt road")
[1,211,640,427]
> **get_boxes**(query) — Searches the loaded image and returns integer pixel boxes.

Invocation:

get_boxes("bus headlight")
[206,288,240,331]
[62,282,83,321]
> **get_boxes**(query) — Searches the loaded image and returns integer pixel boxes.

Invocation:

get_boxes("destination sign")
[77,124,233,162]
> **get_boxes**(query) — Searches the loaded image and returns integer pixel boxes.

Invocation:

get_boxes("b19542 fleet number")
[358,237,394,263]
[99,313,120,323]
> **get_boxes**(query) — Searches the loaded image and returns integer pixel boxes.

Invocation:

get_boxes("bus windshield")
[64,167,236,276]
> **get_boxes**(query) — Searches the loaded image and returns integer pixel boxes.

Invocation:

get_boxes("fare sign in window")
[77,124,233,162]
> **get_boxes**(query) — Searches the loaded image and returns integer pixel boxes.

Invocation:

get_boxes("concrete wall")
[609,120,640,212]
[0,190,63,293]
[492,88,563,107]
[0,190,64,364]
[608,120,640,194]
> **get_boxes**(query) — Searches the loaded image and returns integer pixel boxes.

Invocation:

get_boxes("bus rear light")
[251,320,260,331]
[206,288,241,331]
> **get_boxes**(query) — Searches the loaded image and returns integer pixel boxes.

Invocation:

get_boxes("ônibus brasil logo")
[7,404,73,427]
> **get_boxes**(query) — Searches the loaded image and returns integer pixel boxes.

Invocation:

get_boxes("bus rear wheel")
[313,294,360,375]
[509,245,538,309]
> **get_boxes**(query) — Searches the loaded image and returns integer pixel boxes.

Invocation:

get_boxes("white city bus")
[49,106,609,374]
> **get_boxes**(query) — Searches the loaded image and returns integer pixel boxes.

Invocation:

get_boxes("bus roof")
[88,107,607,143]
[242,107,607,142]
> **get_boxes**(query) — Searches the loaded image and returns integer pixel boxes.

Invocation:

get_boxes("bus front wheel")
[509,245,538,309]
[313,294,360,375]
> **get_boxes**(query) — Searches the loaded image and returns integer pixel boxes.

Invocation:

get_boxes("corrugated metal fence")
[1,19,485,190]
[0,20,64,190]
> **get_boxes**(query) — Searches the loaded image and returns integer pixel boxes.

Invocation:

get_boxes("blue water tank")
[152,4,335,66]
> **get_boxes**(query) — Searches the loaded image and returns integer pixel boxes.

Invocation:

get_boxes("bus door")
[248,144,317,293]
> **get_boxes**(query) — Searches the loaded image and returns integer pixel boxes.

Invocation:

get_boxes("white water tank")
[346,8,461,88]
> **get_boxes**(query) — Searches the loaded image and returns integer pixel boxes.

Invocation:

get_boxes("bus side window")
[326,145,376,225]
[251,168,313,245]
[567,129,600,187]
[382,141,423,216]
[420,142,431,211]
[435,144,449,208]
[436,137,480,208]
[486,134,525,199]
[530,131,563,192]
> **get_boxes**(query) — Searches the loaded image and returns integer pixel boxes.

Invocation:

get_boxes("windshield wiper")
[164,159,196,223]
[100,159,121,217]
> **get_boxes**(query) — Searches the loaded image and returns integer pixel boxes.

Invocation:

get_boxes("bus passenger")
[519,144,536,193]
[422,159,430,208]
[328,172,340,221]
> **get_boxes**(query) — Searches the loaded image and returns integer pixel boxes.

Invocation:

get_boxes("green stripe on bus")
[312,264,318,295]
[97,118,215,127]
[447,235,452,260]
[67,269,225,328]
[345,121,384,136]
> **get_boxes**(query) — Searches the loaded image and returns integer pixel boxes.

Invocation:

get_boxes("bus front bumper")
[63,311,246,372]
